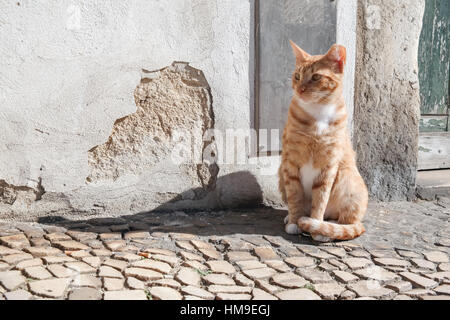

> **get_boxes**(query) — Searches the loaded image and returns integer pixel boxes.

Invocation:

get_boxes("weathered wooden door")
[418,0,450,170]
[255,0,337,154]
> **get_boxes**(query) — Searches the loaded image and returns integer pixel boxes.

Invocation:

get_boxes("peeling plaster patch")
[0,178,45,205]
[86,62,218,199]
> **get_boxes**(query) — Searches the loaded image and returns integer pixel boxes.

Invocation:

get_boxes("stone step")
[416,170,450,200]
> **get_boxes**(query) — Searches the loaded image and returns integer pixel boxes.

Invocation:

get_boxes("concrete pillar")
[353,0,425,200]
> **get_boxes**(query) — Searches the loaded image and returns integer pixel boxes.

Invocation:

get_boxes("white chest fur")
[299,158,320,198]
[295,97,340,134]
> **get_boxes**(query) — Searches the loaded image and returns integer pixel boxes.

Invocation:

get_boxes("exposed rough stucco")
[0,1,252,220]
[353,0,425,201]
[0,179,45,205]
[86,62,218,199]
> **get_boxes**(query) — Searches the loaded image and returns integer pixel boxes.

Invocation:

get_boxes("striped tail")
[298,217,365,241]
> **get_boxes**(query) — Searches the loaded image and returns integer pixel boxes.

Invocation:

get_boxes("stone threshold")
[416,169,450,200]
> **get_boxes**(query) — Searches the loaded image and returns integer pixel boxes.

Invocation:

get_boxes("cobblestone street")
[0,197,449,300]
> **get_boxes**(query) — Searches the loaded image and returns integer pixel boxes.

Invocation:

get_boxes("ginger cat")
[278,41,368,242]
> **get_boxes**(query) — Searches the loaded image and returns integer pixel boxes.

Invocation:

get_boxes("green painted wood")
[418,0,449,121]
[419,115,448,132]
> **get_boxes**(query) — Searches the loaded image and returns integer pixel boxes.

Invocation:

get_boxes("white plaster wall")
[0,0,252,218]
[0,2,249,190]
[0,0,357,219]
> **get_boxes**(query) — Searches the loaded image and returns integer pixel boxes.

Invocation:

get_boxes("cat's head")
[290,40,346,105]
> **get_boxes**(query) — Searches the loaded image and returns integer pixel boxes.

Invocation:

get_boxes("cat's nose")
[298,86,306,93]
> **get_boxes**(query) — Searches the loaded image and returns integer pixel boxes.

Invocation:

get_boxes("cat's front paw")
[284,215,289,224]
[285,223,300,235]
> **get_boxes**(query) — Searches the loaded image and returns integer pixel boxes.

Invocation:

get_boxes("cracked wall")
[87,62,218,199]
[0,0,423,222]
[0,0,255,220]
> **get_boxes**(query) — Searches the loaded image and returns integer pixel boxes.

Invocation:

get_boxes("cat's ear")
[290,40,310,62]
[323,44,346,73]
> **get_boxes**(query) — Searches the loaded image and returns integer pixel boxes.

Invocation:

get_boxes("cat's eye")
[312,74,322,81]
[294,73,300,81]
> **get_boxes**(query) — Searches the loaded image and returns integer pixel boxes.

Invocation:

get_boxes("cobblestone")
[82,256,101,268]
[103,278,124,291]
[399,272,439,289]
[104,290,147,300]
[206,260,235,274]
[347,281,395,299]
[0,197,448,300]
[343,258,373,270]
[2,253,33,264]
[234,273,254,287]
[28,278,70,298]
[149,286,182,300]
[374,258,410,268]
[132,259,171,274]
[265,260,291,272]
[411,258,436,270]
[385,281,413,293]
[438,263,450,271]
[208,285,252,294]
[4,289,33,300]
[226,251,257,262]
[403,288,436,298]
[423,251,449,263]
[242,267,277,280]
[254,247,280,261]
[296,268,334,284]
[181,285,215,300]
[255,279,283,294]
[124,267,163,281]
[216,293,252,300]
[354,266,400,283]
[0,262,9,271]
[0,234,30,249]
[98,266,123,279]
[332,270,359,283]
[47,264,77,278]
[23,266,53,280]
[252,287,278,300]
[340,290,356,300]
[0,271,26,290]
[68,287,102,300]
[276,288,321,300]
[65,261,96,274]
[175,267,201,286]
[73,275,102,289]
[271,272,308,288]
[313,282,346,299]
[152,278,181,289]
[284,256,315,268]
[203,273,235,286]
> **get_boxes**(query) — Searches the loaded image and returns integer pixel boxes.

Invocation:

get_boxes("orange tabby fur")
[278,41,368,241]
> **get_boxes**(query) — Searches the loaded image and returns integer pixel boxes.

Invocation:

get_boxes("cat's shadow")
[37,171,316,245]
